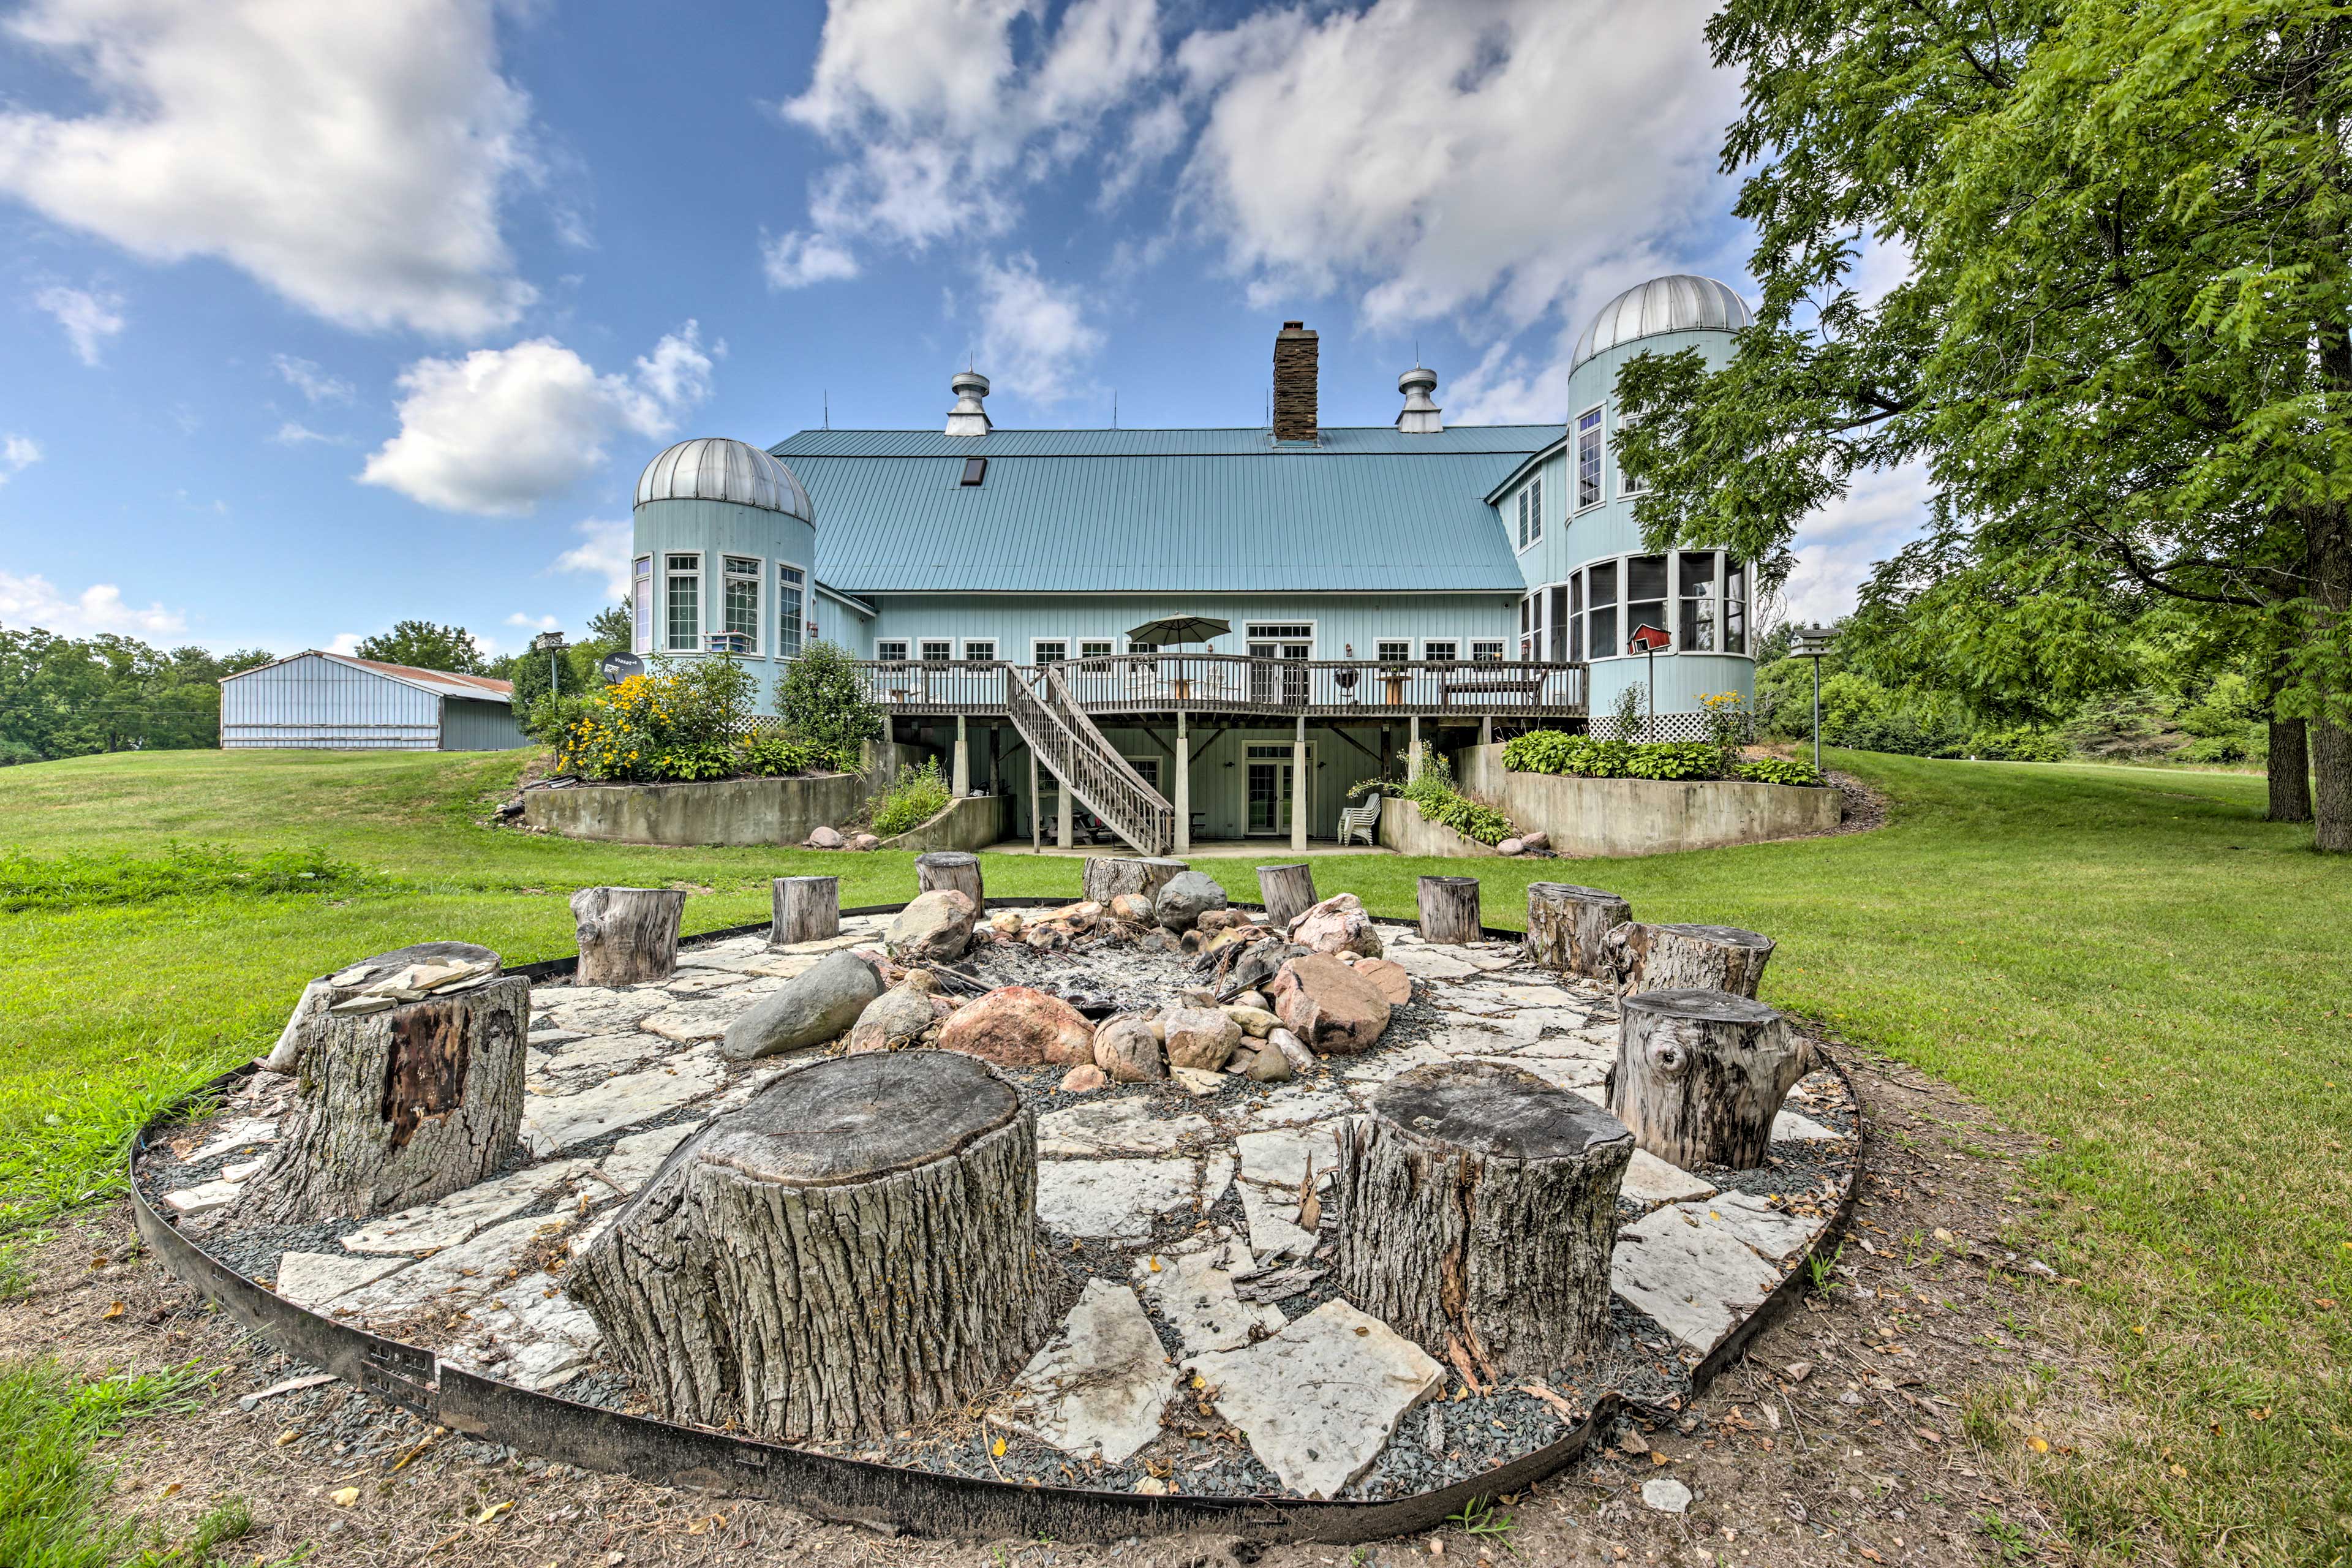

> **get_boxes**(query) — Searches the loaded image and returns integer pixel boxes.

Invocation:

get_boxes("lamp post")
[1790,623,1838,771]
[532,631,568,699]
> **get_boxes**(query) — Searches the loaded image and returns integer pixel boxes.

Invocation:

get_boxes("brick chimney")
[1273,320,1318,442]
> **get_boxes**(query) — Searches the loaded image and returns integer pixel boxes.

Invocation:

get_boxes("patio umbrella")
[1127,614,1231,648]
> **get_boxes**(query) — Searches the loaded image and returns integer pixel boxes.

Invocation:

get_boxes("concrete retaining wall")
[878,793,1009,853]
[1376,796,1501,858]
[1457,743,1840,858]
[522,773,870,847]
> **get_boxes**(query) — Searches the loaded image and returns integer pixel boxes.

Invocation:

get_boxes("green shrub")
[741,731,857,777]
[870,758,952,837]
[1962,725,2072,763]
[777,642,883,754]
[1738,756,1826,787]
[1502,729,1736,782]
[1397,753,1516,845]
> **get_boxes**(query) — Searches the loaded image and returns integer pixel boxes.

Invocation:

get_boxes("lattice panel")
[1594,711,1738,744]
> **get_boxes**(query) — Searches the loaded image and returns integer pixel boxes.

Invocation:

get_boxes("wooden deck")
[853,654,1589,721]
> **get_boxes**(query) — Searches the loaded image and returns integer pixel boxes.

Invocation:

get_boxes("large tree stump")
[1604,922,1774,998]
[259,941,500,1074]
[771,875,840,945]
[570,886,687,986]
[1080,855,1188,907]
[915,851,984,908]
[1337,1060,1632,1380]
[237,977,530,1223]
[1255,862,1318,929]
[570,1051,1061,1442]
[1416,875,1483,944]
[1523,883,1631,980]
[1608,989,1815,1169]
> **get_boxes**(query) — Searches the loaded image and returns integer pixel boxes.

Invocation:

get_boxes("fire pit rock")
[1153,870,1229,933]
[1268,952,1393,1055]
[939,985,1096,1067]
[720,949,883,1061]
[884,889,978,963]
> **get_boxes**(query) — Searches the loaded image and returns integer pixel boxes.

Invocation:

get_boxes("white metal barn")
[219,652,526,751]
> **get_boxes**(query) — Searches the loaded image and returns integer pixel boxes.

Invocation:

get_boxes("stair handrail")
[1005,665,1175,854]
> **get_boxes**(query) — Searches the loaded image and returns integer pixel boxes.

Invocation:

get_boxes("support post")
[1408,715,1423,780]
[1028,751,1041,853]
[1480,714,1493,747]
[1291,715,1308,853]
[1174,710,1192,854]
[1055,771,1074,849]
[952,714,970,796]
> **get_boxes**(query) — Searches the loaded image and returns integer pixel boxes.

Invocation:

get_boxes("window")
[1547,584,1570,662]
[1586,560,1618,658]
[962,638,997,662]
[960,457,987,486]
[1568,576,1585,662]
[1376,639,1412,664]
[723,556,761,653]
[631,556,652,655]
[1515,476,1543,549]
[1472,640,1505,663]
[1423,639,1459,664]
[1576,408,1604,508]
[665,552,701,652]
[1678,552,1717,652]
[1725,560,1748,654]
[1245,623,1312,641]
[1617,410,1645,496]
[776,565,805,659]
[1080,639,1114,660]
[876,639,910,662]
[1125,756,1161,790]
[1626,554,1669,650]
[1033,639,1067,664]
[921,640,952,663]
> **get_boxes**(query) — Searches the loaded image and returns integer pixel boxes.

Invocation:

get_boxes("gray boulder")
[846,986,936,1054]
[1092,1016,1166,1082]
[1155,870,1229,933]
[884,889,977,963]
[805,825,845,850]
[720,949,882,1061]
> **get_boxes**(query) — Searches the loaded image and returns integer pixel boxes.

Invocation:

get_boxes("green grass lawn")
[5,747,2348,1562]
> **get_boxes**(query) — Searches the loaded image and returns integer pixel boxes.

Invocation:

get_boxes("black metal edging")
[132,900,1864,1544]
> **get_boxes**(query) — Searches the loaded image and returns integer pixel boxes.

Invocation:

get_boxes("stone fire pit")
[136,882,1859,1529]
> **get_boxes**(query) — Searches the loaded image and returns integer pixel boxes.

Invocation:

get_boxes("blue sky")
[0,0,1918,658]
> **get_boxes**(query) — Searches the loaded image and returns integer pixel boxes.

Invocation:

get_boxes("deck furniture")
[1338,792,1382,848]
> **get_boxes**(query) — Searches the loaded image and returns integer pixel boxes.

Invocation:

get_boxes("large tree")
[1616,0,2352,848]
[352,620,486,675]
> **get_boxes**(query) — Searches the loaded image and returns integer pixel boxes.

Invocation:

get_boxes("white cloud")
[33,284,124,364]
[326,632,364,655]
[0,434,39,483]
[0,0,537,336]
[1174,0,1733,331]
[768,0,1163,284]
[273,353,353,405]
[973,253,1102,404]
[0,569,184,635]
[552,518,633,599]
[1781,462,1936,625]
[271,421,347,446]
[506,611,560,631]
[360,323,714,516]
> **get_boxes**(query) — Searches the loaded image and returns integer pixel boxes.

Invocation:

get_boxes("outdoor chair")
[1338,792,1382,847]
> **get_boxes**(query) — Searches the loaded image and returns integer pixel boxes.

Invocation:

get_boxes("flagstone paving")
[158,908,1856,1506]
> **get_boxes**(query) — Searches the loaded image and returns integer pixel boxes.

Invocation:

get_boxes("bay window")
[777,565,806,658]
[723,556,761,653]
[1678,551,1717,652]
[1576,408,1604,508]
[664,552,701,652]
[631,556,652,655]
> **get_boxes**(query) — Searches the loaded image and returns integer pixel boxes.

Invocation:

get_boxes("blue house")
[625,275,1757,854]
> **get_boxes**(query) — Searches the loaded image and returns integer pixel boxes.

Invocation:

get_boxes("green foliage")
[0,1357,241,1568]
[1608,680,1645,741]
[777,641,883,753]
[1395,752,1516,845]
[1739,756,1826,787]
[870,758,952,837]
[551,658,754,782]
[741,731,858,777]
[1503,729,1792,783]
[352,619,484,675]
[1700,690,1750,777]
[0,627,271,761]
[0,843,374,913]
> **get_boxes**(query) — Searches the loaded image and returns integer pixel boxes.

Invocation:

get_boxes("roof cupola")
[945,370,992,436]
[1396,364,1442,434]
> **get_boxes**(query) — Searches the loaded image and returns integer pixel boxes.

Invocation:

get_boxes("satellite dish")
[599,650,644,685]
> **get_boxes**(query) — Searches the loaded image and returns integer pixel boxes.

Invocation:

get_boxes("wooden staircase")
[1006,664,1177,854]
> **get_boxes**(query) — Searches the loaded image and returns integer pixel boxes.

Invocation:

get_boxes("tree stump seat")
[1605,922,1774,998]
[1080,855,1188,907]
[771,874,840,945]
[916,851,984,908]
[1415,875,1482,944]
[1337,1060,1632,1381]
[1607,988,1816,1170]
[570,1051,1060,1442]
[571,886,688,986]
[1523,883,1631,980]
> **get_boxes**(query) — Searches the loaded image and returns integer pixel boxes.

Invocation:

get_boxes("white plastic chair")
[1338,792,1382,847]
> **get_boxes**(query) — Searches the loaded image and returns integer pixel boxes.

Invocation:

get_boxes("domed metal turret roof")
[634,437,813,521]
[1571,276,1753,371]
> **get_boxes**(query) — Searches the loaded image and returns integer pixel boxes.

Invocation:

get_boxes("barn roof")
[771,424,1551,595]
[224,650,514,701]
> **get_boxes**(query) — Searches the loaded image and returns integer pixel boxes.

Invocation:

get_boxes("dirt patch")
[7,1043,2089,1567]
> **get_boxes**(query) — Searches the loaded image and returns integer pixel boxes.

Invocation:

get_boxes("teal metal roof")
[773,424,1551,594]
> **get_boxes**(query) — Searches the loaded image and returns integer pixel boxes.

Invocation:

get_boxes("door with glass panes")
[1244,742,1310,835]
[1246,624,1312,707]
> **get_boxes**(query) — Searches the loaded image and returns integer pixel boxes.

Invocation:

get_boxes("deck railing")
[853,655,1587,718]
